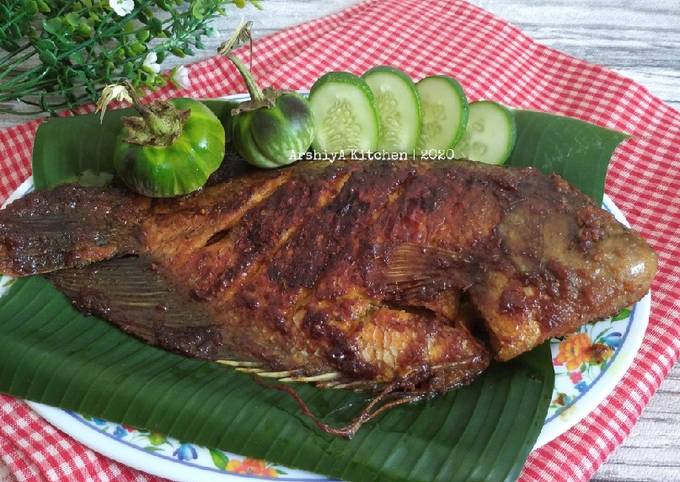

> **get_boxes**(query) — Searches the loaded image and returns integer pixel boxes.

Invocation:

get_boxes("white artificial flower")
[110,0,134,17]
[143,51,161,74]
[171,65,191,89]
[95,84,133,123]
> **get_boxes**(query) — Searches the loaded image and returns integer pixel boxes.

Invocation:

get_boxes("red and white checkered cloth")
[1,1,679,480]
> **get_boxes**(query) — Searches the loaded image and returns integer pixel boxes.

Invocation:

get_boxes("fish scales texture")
[0,159,656,391]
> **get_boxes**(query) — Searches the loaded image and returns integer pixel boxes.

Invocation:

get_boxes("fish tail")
[0,184,149,276]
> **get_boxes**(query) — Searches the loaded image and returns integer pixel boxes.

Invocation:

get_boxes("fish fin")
[374,243,469,302]
[280,372,341,383]
[216,360,262,368]
[48,256,225,360]
[0,184,148,276]
[223,364,343,384]
[252,370,427,439]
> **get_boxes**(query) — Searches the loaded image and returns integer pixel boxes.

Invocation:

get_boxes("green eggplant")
[225,52,314,168]
[102,85,225,198]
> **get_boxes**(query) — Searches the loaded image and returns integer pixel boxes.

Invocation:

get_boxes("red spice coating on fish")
[0,159,656,391]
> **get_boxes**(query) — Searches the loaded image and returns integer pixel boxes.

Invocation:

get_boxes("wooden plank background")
[0,1,678,481]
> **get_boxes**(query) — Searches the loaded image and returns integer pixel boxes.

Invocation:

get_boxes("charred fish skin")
[0,159,656,389]
[184,160,491,392]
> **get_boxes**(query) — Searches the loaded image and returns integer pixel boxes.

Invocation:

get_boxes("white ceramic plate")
[0,94,650,480]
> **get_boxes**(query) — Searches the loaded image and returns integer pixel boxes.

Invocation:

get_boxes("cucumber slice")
[363,66,421,153]
[416,75,468,153]
[455,101,517,165]
[309,72,380,154]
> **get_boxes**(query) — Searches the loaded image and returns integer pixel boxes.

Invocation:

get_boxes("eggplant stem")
[123,80,153,120]
[218,19,266,105]
[227,53,265,103]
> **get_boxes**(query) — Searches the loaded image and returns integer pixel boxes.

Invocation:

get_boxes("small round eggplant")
[114,97,225,197]
[225,52,314,169]
[98,83,225,198]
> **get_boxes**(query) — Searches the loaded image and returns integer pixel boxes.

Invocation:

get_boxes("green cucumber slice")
[309,72,380,154]
[455,101,517,165]
[416,75,468,153]
[363,66,421,153]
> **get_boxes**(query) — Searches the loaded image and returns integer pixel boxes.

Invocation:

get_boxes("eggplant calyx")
[122,82,189,147]
[96,82,189,147]
[230,87,281,115]
[122,101,190,147]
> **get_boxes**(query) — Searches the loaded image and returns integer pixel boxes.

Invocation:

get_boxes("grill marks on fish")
[267,163,412,290]
[187,167,354,302]
[144,173,289,261]
[195,167,360,371]
[226,163,420,376]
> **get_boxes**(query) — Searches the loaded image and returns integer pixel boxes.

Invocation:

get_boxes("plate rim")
[25,404,330,482]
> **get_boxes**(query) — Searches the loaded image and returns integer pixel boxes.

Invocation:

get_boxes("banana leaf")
[0,103,627,482]
[506,110,628,205]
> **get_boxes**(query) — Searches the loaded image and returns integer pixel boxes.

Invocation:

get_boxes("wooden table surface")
[1,1,678,481]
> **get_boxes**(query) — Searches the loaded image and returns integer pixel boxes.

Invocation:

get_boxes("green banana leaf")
[0,103,627,482]
[31,100,237,190]
[506,110,628,205]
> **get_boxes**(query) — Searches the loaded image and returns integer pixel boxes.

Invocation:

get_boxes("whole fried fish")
[0,159,656,395]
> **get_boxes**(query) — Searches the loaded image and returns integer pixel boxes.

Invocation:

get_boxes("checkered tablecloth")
[1,1,679,480]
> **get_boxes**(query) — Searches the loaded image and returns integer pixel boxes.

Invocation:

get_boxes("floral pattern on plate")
[547,306,632,419]
[74,413,287,478]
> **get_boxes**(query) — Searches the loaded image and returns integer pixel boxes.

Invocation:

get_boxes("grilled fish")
[0,159,657,394]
